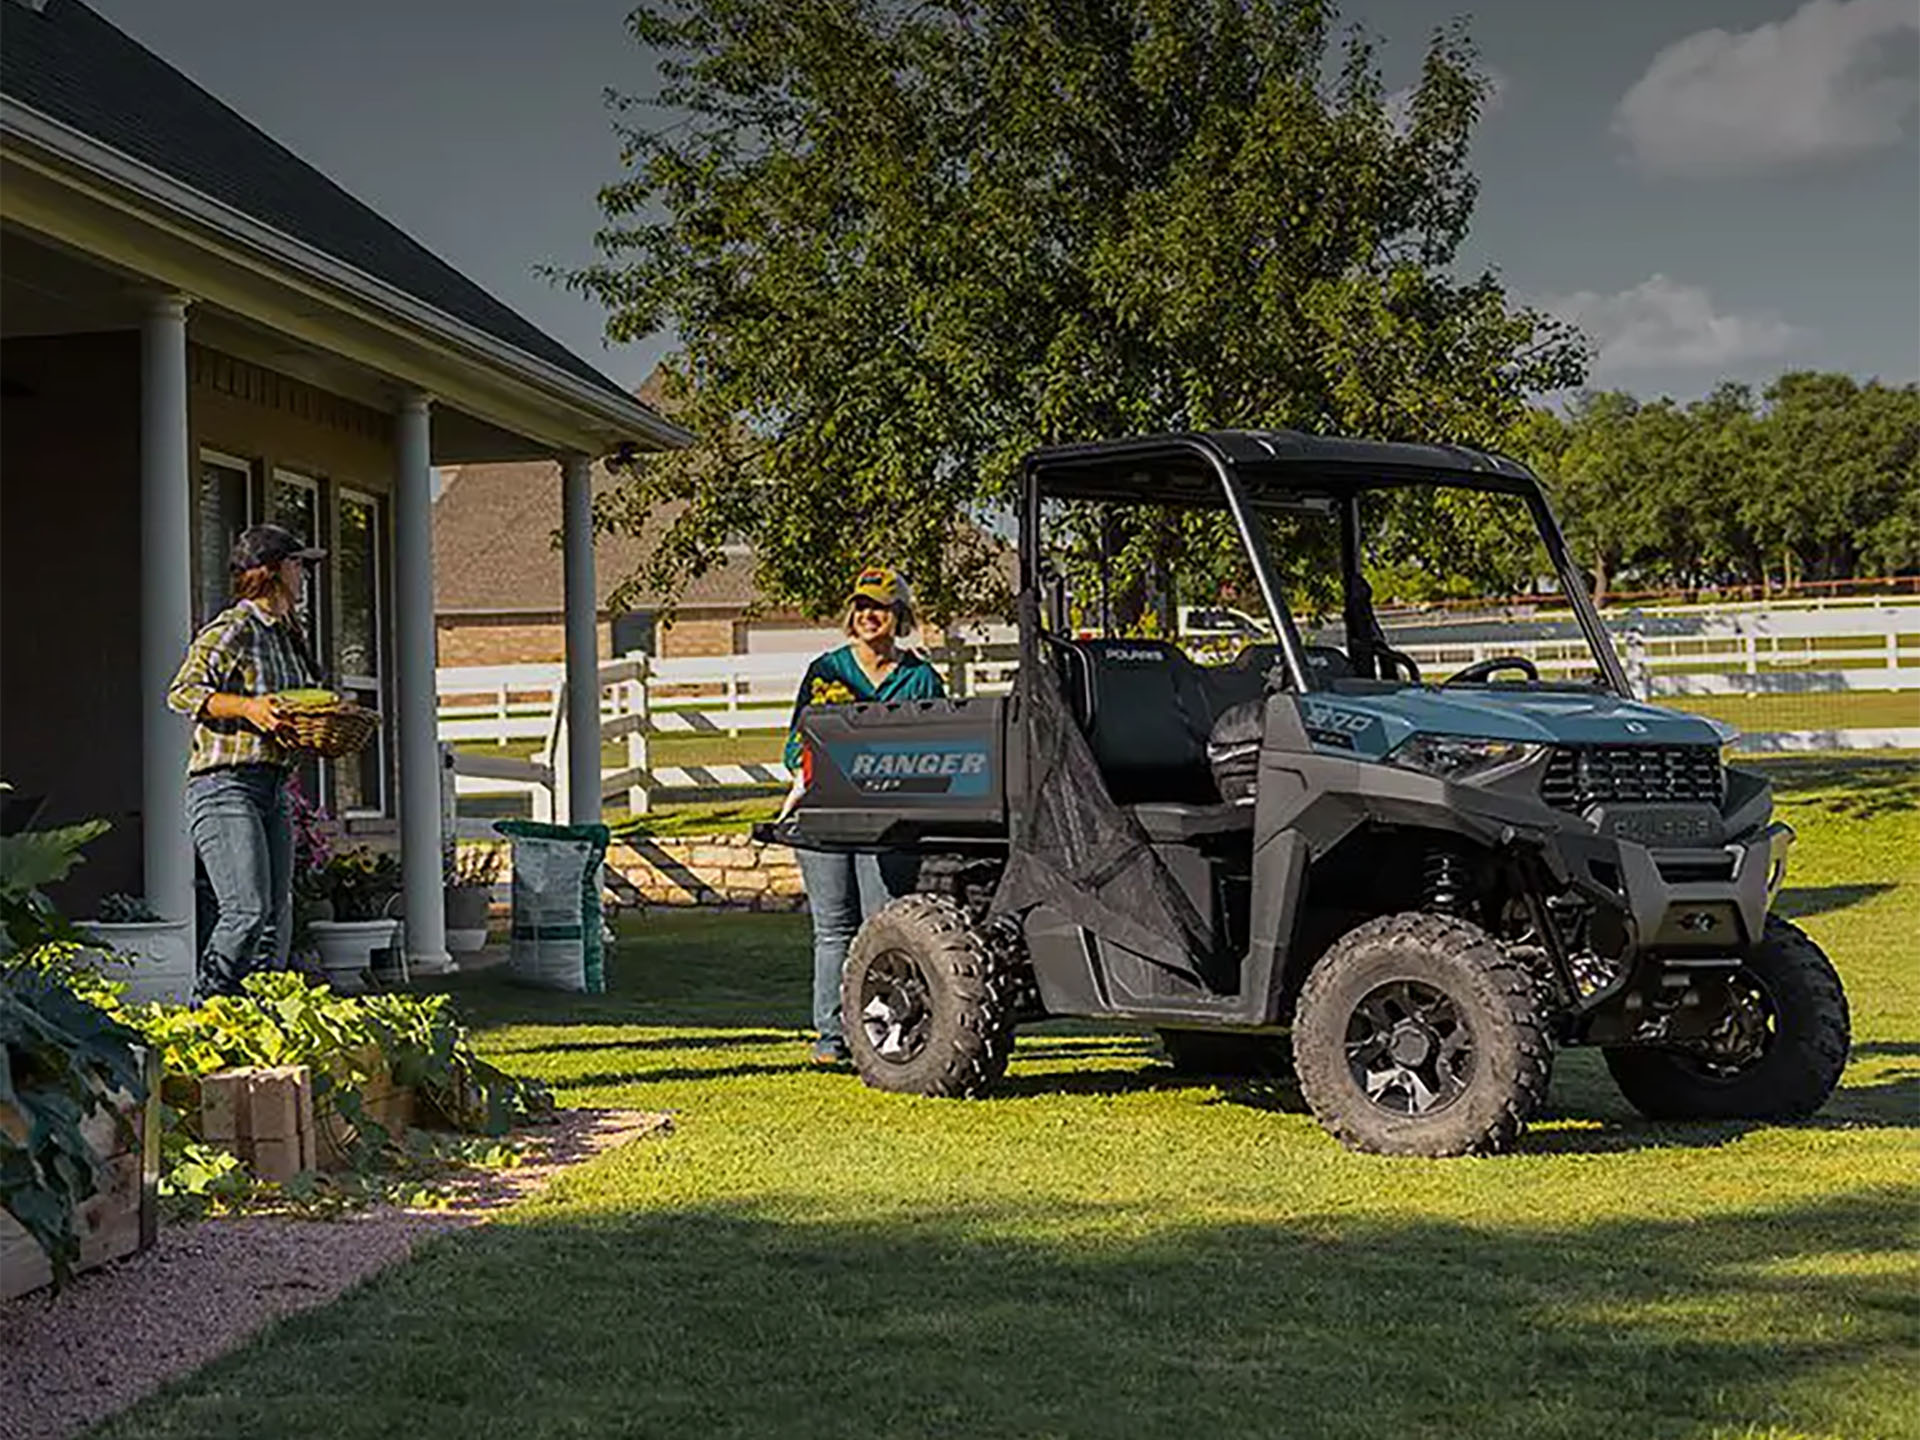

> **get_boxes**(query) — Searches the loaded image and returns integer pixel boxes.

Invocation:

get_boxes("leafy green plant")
[96,893,162,924]
[0,810,110,958]
[0,967,148,1285]
[158,1133,251,1219]
[302,847,402,921]
[129,971,549,1167]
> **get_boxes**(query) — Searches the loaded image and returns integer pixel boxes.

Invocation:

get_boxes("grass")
[111,759,1920,1439]
[1670,691,1918,735]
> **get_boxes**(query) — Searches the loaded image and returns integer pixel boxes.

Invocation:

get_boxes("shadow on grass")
[557,1060,813,1089]
[108,1190,1918,1440]
[1852,1040,1920,1059]
[492,1031,800,1057]
[1758,756,1920,820]
[1776,882,1896,918]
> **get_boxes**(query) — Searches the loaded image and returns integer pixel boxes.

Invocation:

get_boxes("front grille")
[1541,744,1724,811]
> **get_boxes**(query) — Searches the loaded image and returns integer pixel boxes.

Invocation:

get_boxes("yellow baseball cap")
[849,566,909,607]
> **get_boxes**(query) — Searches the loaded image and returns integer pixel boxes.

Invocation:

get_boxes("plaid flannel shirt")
[167,601,317,773]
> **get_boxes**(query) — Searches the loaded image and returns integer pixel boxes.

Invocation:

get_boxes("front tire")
[1604,916,1850,1120]
[1293,913,1553,1157]
[842,895,1015,1098]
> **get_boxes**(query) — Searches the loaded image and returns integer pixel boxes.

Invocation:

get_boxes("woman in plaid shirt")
[167,524,324,998]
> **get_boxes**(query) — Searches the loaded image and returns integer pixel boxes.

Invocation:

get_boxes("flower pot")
[79,918,194,1006]
[306,919,401,996]
[444,884,492,954]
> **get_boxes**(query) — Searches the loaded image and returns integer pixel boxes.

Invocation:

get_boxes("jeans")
[187,765,292,997]
[797,848,918,1045]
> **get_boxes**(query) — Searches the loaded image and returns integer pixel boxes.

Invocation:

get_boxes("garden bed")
[0,1108,669,1440]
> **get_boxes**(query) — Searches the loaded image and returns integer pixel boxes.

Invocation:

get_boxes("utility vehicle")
[764,432,1850,1156]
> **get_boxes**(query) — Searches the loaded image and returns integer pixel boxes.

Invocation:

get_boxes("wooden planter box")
[1,1048,161,1301]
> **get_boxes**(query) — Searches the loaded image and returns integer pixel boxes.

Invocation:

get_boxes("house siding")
[0,332,147,914]
[0,334,407,908]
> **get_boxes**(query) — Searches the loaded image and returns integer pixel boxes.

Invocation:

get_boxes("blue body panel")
[1294,688,1721,759]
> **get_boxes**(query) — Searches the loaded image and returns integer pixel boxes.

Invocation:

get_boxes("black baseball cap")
[230,523,325,572]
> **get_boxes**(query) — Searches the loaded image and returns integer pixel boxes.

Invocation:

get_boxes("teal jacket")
[784,646,945,769]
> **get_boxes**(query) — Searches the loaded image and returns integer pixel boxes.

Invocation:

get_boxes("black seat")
[1064,638,1218,804]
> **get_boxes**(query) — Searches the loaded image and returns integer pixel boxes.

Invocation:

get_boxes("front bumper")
[1561,821,1793,1046]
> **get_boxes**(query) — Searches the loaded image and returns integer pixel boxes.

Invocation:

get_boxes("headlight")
[1389,735,1543,782]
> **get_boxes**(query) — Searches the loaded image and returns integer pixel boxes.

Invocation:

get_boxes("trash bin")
[493,820,611,993]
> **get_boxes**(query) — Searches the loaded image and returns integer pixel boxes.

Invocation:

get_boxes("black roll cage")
[1016,430,1631,697]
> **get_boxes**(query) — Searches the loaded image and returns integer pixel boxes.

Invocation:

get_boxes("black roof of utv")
[1025,430,1542,508]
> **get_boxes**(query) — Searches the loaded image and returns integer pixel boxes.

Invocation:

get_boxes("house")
[434,458,843,668]
[0,0,687,971]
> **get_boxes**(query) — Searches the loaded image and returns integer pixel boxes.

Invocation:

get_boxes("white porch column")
[561,453,602,824]
[139,293,195,935]
[393,393,450,974]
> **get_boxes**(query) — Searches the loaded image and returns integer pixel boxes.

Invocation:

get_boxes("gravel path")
[0,1108,670,1440]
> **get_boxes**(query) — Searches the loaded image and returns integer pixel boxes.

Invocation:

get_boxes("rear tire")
[1604,916,1849,1120]
[1293,913,1553,1157]
[1158,1029,1294,1080]
[842,894,1015,1098]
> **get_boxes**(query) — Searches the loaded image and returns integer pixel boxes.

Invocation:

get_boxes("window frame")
[333,485,389,819]
[192,449,258,628]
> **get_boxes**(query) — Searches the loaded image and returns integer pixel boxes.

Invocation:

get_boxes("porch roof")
[0,0,688,459]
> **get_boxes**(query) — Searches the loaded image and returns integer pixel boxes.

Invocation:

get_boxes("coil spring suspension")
[1424,848,1474,916]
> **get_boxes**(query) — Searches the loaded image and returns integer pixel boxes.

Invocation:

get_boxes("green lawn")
[1671,690,1918,735]
[110,760,1919,1439]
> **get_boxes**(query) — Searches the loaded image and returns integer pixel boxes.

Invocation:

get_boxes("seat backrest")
[1069,638,1217,804]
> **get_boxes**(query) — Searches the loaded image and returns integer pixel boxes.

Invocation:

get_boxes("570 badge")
[828,742,993,797]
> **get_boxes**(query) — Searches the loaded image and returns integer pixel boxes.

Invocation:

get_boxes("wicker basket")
[278,701,379,759]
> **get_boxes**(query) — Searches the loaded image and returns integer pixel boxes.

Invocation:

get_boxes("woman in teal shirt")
[780,567,944,1064]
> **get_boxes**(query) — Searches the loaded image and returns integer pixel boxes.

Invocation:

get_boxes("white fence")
[440,602,1918,829]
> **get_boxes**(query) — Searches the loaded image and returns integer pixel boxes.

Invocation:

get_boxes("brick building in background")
[432,457,808,665]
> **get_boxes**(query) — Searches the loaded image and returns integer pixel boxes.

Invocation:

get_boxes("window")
[611,610,657,656]
[335,490,386,815]
[269,471,324,644]
[270,472,326,802]
[194,454,254,626]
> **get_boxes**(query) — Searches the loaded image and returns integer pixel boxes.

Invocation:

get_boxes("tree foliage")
[1518,374,1920,602]
[569,0,1586,623]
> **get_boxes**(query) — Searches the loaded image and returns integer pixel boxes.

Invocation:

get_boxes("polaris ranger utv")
[764,431,1850,1156]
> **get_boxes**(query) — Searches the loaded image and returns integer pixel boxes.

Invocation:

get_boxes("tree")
[568,0,1588,623]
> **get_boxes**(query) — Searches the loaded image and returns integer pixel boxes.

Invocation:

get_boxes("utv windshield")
[1024,447,1628,696]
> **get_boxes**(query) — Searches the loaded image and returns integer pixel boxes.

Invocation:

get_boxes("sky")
[87,0,1920,404]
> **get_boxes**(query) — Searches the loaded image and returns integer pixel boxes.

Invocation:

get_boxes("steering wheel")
[1444,656,1540,686]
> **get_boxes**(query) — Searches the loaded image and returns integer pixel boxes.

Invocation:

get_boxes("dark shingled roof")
[1,0,636,403]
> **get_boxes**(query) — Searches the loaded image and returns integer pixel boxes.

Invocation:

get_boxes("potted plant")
[304,848,402,994]
[79,893,194,1007]
[443,843,503,957]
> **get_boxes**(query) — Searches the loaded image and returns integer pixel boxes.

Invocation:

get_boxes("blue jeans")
[797,849,918,1046]
[187,765,292,997]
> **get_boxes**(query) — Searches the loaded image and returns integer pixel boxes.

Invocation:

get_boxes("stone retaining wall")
[606,834,807,911]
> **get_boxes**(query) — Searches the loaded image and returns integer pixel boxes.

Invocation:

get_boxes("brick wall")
[437,614,577,666]
[659,616,741,658]
[436,611,746,666]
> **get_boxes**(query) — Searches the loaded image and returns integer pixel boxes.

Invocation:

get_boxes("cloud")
[1543,275,1802,376]
[1614,0,1920,177]
[1385,67,1508,137]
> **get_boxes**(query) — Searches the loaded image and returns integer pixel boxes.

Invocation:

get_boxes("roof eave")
[0,97,693,454]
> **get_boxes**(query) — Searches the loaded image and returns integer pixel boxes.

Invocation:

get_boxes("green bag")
[494,820,611,993]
